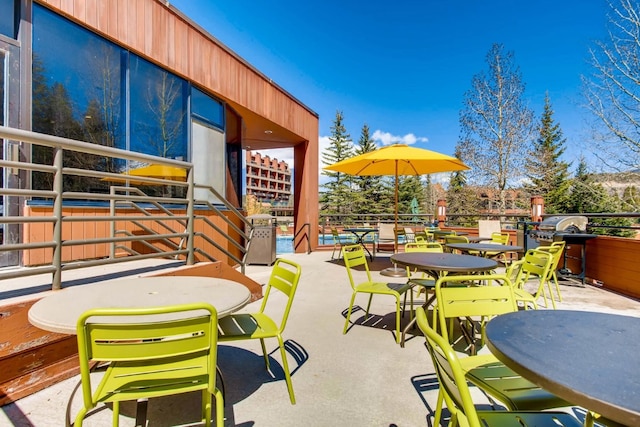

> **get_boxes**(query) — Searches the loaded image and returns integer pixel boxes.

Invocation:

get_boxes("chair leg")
[365,294,373,319]
[112,401,120,427]
[202,389,212,427]
[214,388,225,427]
[215,365,226,404]
[260,338,270,370]
[552,272,563,302]
[277,335,296,404]
[433,389,444,427]
[395,296,402,344]
[343,293,357,334]
[74,408,88,427]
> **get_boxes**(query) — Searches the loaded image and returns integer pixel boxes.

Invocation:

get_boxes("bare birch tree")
[457,43,535,214]
[583,0,640,171]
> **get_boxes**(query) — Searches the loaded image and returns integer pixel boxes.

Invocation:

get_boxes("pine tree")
[351,124,386,217]
[320,111,354,216]
[398,175,426,223]
[567,158,609,214]
[526,93,571,213]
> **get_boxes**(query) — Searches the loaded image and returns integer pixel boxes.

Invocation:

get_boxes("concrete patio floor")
[2,250,640,426]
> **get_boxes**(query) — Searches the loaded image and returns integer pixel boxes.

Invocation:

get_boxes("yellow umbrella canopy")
[102,164,187,185]
[324,144,469,252]
[324,143,468,176]
[128,164,187,182]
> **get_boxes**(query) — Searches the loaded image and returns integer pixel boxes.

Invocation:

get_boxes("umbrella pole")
[394,161,399,254]
[381,161,405,278]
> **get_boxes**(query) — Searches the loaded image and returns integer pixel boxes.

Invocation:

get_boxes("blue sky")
[171,0,609,176]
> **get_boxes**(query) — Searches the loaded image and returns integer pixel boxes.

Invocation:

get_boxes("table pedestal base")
[380,266,407,277]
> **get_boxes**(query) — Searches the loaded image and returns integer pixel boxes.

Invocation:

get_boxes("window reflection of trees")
[131,57,187,160]
[30,4,227,201]
[32,7,125,194]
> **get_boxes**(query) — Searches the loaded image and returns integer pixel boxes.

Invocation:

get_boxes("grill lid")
[538,215,588,232]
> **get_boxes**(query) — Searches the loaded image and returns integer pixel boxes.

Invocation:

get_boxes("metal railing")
[0,125,253,291]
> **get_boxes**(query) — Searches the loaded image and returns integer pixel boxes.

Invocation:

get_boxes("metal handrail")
[292,223,311,254]
[0,125,252,292]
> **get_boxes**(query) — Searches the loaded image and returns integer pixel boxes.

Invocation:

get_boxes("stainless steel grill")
[530,215,590,243]
[530,215,597,284]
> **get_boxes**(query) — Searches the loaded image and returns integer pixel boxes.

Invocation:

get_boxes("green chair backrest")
[76,303,218,408]
[260,258,302,332]
[444,235,469,245]
[405,242,443,253]
[490,232,510,245]
[415,307,484,427]
[343,244,372,289]
[513,249,553,288]
[435,274,517,342]
[535,241,566,272]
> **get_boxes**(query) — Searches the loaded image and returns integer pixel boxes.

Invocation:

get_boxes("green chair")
[483,232,513,264]
[431,274,570,426]
[534,241,566,302]
[415,307,583,427]
[443,235,469,253]
[73,303,223,427]
[330,227,355,259]
[342,244,413,344]
[404,242,443,301]
[509,249,555,309]
[218,258,301,404]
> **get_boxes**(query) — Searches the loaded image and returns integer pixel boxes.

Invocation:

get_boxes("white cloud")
[372,130,428,146]
[258,147,294,168]
[318,135,332,186]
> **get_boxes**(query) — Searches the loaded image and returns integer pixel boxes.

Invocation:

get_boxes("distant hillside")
[593,171,640,196]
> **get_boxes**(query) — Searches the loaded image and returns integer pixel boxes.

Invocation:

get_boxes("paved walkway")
[2,251,639,426]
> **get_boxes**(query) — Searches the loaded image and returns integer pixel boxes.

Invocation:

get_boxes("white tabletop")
[486,310,640,426]
[28,276,252,334]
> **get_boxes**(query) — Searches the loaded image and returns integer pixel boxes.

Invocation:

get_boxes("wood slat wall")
[37,0,318,145]
[586,236,640,299]
[22,205,244,266]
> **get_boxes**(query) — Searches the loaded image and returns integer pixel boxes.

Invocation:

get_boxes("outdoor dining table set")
[387,247,640,426]
[27,258,303,427]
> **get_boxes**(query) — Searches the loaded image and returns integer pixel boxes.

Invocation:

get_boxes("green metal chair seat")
[342,244,414,344]
[465,361,571,410]
[354,280,413,295]
[218,312,278,339]
[218,258,302,405]
[415,307,583,427]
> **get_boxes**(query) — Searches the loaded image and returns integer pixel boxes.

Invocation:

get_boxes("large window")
[0,0,16,39]
[31,4,235,202]
[192,87,224,129]
[130,57,187,159]
[32,6,125,191]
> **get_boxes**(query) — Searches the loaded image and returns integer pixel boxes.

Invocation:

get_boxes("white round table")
[28,276,252,334]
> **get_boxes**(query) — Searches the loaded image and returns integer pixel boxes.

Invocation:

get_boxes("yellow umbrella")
[102,164,187,184]
[128,164,187,181]
[324,143,469,254]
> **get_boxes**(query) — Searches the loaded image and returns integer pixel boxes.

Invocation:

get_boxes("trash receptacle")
[246,214,277,265]
[516,221,539,257]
